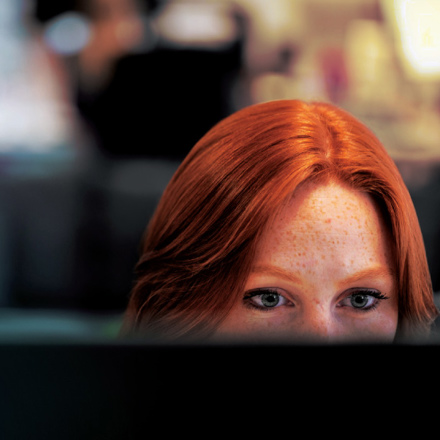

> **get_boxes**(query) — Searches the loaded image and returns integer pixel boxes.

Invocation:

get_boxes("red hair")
[121,99,438,340]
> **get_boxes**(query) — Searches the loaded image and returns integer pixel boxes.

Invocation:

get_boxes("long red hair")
[121,99,438,340]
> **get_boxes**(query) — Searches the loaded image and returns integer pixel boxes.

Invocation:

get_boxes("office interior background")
[0,0,439,339]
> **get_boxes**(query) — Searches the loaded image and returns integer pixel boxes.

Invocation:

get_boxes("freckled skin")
[214,181,398,343]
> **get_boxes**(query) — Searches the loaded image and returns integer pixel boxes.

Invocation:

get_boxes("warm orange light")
[384,0,440,80]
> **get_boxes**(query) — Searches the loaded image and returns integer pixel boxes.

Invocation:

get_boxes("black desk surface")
[0,335,439,439]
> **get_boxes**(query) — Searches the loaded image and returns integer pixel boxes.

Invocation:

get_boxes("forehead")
[280,181,380,233]
[256,181,393,276]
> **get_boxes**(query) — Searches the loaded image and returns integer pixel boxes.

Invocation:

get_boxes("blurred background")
[0,0,439,339]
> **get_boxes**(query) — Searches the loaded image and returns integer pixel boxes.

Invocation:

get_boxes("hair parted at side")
[121,99,438,340]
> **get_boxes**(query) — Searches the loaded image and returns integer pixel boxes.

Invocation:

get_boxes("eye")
[243,289,292,311]
[340,289,389,312]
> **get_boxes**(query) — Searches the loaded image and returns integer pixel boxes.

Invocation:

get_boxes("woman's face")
[214,181,398,343]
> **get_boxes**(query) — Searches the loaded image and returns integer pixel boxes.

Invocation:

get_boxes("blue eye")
[341,289,389,311]
[260,291,280,307]
[350,294,372,308]
[244,289,290,311]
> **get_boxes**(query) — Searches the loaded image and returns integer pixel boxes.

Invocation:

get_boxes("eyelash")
[243,288,389,312]
[343,289,390,313]
[243,288,287,312]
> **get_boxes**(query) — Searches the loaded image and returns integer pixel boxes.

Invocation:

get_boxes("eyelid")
[337,287,386,301]
[343,287,388,298]
[243,288,293,310]
[338,288,389,311]
[244,287,294,303]
[244,287,281,298]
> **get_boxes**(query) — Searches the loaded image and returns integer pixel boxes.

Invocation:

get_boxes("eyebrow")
[250,264,395,287]
[339,266,396,287]
[250,264,303,285]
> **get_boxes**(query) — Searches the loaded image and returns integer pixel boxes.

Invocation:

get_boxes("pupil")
[261,293,279,307]
[351,294,368,308]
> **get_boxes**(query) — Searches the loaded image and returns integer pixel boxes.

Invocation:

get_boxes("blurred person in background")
[0,0,83,308]
[0,0,77,157]
[37,0,244,160]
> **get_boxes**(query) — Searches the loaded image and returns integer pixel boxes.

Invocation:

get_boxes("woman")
[121,99,438,342]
